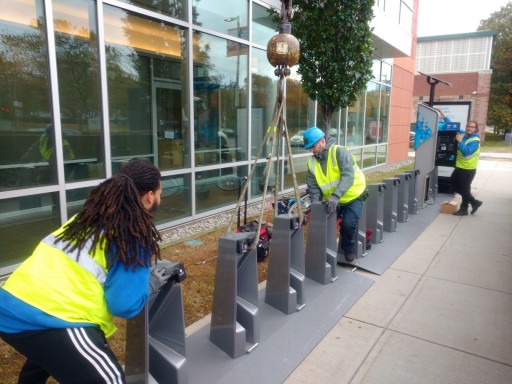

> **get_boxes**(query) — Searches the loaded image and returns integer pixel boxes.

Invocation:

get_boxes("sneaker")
[453,208,468,216]
[471,200,482,215]
[345,252,355,262]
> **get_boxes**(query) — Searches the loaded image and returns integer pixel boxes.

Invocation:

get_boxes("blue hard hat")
[303,127,325,149]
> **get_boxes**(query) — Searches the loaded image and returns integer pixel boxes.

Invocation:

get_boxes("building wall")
[412,71,492,138]
[413,31,495,139]
[387,0,418,163]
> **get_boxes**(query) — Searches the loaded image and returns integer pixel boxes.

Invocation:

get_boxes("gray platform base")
[337,196,441,275]
[186,269,373,384]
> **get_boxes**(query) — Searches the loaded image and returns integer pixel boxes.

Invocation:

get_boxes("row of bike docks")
[124,168,426,384]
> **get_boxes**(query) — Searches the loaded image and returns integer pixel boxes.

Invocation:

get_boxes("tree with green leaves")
[479,2,512,134]
[291,0,374,131]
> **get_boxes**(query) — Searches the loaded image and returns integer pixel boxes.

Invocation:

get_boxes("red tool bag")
[236,221,271,262]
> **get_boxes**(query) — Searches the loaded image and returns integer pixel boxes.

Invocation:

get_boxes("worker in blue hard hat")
[304,127,367,262]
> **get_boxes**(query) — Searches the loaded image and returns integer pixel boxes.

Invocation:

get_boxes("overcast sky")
[417,0,511,37]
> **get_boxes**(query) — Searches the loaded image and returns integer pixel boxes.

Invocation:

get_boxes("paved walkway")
[284,158,512,383]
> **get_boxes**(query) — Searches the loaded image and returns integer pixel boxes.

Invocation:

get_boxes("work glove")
[149,265,170,294]
[325,195,339,214]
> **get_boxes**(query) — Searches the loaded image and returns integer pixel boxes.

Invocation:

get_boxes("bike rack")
[265,215,306,314]
[383,178,399,232]
[405,169,420,214]
[356,202,367,259]
[305,202,338,284]
[366,183,385,244]
[125,261,188,384]
[209,232,260,358]
[395,173,411,223]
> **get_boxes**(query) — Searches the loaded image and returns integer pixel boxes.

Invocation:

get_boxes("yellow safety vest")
[3,221,116,337]
[456,136,480,170]
[308,145,366,203]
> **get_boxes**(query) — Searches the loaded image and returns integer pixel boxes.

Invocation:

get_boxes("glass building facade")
[0,0,394,272]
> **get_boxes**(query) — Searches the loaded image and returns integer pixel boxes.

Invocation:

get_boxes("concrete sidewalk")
[285,158,512,384]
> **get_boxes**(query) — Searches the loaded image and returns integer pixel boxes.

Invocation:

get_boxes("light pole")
[224,16,240,108]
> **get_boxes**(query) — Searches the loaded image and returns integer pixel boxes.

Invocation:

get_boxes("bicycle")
[274,190,311,220]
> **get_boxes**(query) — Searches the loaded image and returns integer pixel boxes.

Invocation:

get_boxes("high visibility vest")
[3,221,117,337]
[308,145,366,203]
[456,136,480,170]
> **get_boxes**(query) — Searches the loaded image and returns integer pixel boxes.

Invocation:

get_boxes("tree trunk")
[320,104,335,132]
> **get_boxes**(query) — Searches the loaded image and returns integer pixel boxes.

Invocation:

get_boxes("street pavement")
[284,156,512,383]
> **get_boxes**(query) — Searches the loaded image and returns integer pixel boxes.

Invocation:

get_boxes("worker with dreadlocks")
[0,158,168,384]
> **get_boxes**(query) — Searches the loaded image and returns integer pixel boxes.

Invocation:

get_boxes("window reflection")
[365,82,381,144]
[154,174,192,224]
[194,0,248,35]
[377,145,387,165]
[0,194,60,269]
[193,32,248,167]
[363,146,376,169]
[103,5,189,172]
[53,0,105,182]
[286,68,314,155]
[380,86,391,143]
[346,90,365,147]
[195,166,247,214]
[252,2,277,46]
[251,48,278,159]
[284,156,309,190]
[115,0,188,21]
[0,0,54,191]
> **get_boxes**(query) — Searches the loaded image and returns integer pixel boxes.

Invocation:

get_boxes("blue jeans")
[337,198,364,254]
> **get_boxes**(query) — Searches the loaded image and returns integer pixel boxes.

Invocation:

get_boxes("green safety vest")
[308,145,366,204]
[3,219,117,337]
[456,136,480,170]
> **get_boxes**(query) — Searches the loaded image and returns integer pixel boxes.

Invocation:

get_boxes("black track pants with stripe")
[0,327,125,384]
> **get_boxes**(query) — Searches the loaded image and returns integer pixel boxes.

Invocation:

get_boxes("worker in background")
[304,127,367,262]
[451,120,483,216]
[0,158,170,383]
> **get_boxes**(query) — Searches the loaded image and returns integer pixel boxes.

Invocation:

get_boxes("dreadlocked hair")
[55,159,162,270]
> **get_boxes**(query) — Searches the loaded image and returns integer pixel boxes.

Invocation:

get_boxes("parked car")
[290,129,306,146]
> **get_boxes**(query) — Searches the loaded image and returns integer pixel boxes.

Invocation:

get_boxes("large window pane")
[193,32,248,167]
[286,69,314,154]
[0,194,60,269]
[116,0,187,21]
[195,166,247,214]
[250,48,278,159]
[377,144,387,166]
[252,2,277,46]
[346,90,365,147]
[284,156,309,190]
[155,174,192,223]
[362,146,376,169]
[0,0,55,191]
[365,82,380,145]
[54,0,105,182]
[380,85,391,143]
[195,0,248,36]
[103,5,190,172]
[315,105,340,143]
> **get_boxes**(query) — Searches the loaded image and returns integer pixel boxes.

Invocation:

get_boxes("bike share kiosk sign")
[413,103,439,208]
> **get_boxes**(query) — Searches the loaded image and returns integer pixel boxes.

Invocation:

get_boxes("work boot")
[452,207,468,216]
[471,200,483,215]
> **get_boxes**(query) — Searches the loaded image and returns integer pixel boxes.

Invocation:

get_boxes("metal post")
[383,178,399,232]
[210,232,260,358]
[405,170,420,214]
[395,173,411,222]
[265,215,306,314]
[366,183,385,244]
[305,202,338,284]
[125,261,188,384]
